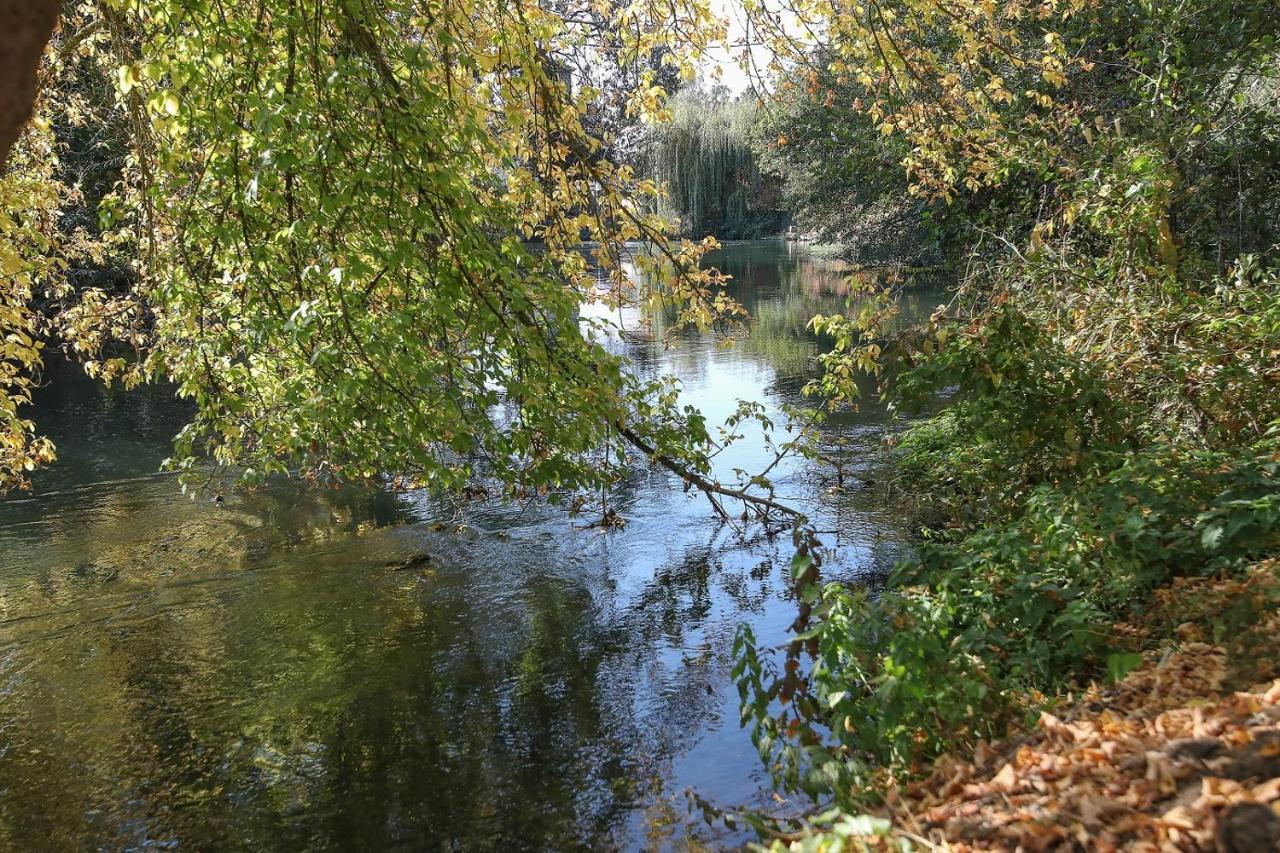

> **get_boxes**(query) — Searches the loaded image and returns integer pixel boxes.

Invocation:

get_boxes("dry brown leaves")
[845,562,1280,851]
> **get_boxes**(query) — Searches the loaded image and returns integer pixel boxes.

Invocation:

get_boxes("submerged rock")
[386,554,432,571]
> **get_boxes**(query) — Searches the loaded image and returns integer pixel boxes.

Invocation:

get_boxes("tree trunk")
[0,0,60,172]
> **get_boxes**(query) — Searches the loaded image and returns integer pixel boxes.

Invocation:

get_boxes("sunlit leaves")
[0,119,60,490]
[68,0,736,498]
[743,0,1092,200]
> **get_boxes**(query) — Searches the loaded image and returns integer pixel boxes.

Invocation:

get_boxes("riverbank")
[779,235,950,275]
[732,289,1280,844]
[785,559,1280,851]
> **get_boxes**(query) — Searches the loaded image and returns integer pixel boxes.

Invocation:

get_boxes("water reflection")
[0,241,944,849]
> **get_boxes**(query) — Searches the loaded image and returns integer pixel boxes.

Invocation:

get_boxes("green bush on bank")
[728,0,1280,842]
[734,272,1280,809]
[737,425,1280,806]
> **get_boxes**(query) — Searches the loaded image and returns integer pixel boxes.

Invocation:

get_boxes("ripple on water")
[0,241,943,848]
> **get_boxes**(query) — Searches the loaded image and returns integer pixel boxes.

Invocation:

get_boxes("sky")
[700,0,771,95]
[699,0,807,96]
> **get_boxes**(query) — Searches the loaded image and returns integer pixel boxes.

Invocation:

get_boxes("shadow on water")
[0,241,946,849]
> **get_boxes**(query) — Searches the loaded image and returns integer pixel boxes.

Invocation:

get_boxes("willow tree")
[0,0,805,519]
[643,88,781,239]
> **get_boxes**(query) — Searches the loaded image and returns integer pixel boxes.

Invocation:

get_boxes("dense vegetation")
[3,0,1279,847]
[748,61,948,266]
[642,86,786,239]
[727,0,1280,841]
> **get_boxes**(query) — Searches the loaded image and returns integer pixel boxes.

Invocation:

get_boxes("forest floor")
[851,559,1280,851]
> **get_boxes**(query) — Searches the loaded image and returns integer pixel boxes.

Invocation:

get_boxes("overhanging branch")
[614,420,805,522]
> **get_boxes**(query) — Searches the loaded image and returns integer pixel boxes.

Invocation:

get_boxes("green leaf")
[1106,652,1144,683]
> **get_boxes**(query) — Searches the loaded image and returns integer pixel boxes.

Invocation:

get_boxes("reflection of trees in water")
[631,243,946,394]
[0,477,408,623]
[0,509,795,848]
[0,243,936,848]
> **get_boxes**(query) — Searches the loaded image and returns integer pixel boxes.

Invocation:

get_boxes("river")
[0,241,944,850]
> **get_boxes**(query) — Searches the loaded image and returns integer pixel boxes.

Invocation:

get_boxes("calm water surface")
[0,242,943,850]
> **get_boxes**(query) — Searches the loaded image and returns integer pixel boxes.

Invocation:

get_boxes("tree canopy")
[642,86,785,239]
[1,0,760,507]
[3,0,1280,844]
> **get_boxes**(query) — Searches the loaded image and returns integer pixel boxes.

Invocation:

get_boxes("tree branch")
[614,420,805,521]
[0,0,60,172]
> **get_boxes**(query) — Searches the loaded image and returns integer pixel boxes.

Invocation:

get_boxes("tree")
[1,0,63,490]
[2,0,809,523]
[643,86,785,238]
[732,0,1280,824]
[748,58,945,265]
[0,0,60,171]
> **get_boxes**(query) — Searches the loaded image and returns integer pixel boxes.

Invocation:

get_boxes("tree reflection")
[0,242,933,849]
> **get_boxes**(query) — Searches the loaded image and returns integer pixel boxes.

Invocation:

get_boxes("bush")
[736,427,1280,806]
